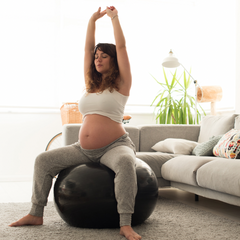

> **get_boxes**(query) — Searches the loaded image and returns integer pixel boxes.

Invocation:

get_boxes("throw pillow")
[192,135,223,156]
[197,114,237,143]
[151,138,198,155]
[213,129,240,159]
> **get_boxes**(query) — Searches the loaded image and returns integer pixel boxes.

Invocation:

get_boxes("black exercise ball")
[54,158,158,228]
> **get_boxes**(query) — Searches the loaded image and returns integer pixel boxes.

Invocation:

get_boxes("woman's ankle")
[119,213,132,227]
[29,204,44,217]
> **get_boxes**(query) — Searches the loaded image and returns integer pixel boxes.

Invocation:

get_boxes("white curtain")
[0,0,236,111]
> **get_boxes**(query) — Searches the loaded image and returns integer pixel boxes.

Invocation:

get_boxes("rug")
[1,196,240,240]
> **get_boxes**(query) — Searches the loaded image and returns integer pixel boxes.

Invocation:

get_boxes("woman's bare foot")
[9,214,43,227]
[120,226,142,240]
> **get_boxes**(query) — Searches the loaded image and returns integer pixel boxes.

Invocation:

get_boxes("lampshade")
[162,50,180,68]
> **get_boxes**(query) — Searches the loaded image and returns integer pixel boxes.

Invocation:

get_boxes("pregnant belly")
[79,114,126,149]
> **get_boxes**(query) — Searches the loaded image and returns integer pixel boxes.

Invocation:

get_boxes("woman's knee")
[34,151,51,171]
[116,153,136,171]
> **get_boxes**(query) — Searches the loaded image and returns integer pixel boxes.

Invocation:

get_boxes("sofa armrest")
[62,124,81,146]
[124,125,140,151]
[62,124,140,151]
[138,124,201,152]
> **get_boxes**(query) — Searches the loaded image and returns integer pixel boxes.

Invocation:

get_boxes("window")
[0,0,236,112]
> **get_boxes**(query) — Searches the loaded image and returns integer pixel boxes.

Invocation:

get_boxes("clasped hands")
[92,6,118,21]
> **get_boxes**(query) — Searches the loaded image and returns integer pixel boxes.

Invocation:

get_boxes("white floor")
[1,181,240,224]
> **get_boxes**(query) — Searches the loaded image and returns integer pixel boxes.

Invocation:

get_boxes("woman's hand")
[91,7,106,22]
[106,6,118,19]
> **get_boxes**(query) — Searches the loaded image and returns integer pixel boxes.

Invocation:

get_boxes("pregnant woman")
[10,6,141,240]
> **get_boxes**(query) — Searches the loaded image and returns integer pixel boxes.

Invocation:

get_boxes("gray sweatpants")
[29,133,137,227]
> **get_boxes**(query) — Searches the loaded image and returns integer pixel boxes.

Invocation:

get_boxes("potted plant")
[151,68,205,124]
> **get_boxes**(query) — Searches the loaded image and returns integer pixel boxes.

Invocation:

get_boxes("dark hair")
[86,43,120,93]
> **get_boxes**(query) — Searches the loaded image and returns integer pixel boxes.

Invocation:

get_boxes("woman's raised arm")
[84,7,106,83]
[106,7,132,96]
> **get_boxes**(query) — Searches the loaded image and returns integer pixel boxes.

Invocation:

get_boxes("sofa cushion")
[138,125,200,152]
[136,152,177,178]
[196,159,240,197]
[213,129,240,159]
[192,135,223,156]
[152,138,198,155]
[198,114,237,143]
[161,156,215,186]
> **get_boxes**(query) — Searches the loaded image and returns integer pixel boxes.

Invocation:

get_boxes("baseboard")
[0,175,32,182]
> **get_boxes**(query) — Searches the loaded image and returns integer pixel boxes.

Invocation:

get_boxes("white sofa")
[62,114,240,207]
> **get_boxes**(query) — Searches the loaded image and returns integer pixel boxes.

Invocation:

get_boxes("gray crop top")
[78,90,129,123]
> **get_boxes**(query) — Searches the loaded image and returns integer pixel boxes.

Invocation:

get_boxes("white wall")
[0,111,62,181]
[0,111,156,181]
[236,0,240,113]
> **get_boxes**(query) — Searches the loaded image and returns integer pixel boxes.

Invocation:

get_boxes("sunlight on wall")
[0,0,236,112]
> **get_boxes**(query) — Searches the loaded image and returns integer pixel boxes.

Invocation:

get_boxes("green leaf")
[150,68,205,124]
[163,68,170,88]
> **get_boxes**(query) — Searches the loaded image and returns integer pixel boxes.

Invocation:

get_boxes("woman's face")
[94,49,111,75]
